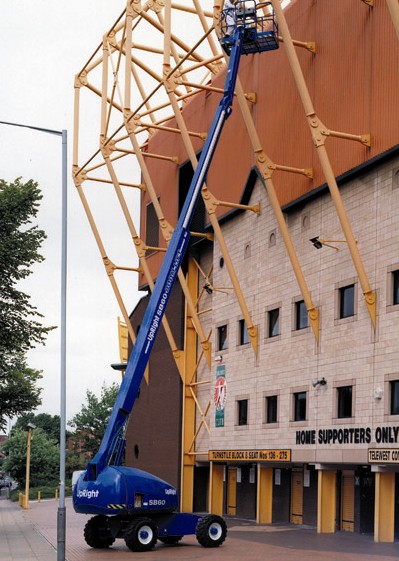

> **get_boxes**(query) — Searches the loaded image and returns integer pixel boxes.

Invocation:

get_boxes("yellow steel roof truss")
[72,0,387,510]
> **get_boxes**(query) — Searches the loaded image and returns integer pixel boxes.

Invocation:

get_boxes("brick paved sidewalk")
[0,498,56,561]
[21,497,398,561]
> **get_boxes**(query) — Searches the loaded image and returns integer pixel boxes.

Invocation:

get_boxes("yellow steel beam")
[202,187,259,355]
[124,114,212,366]
[234,78,320,343]
[165,68,259,356]
[101,149,184,378]
[271,0,377,330]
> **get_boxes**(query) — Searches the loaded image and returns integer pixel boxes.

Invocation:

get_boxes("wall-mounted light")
[374,387,383,400]
[204,283,213,295]
[214,355,223,362]
[309,236,352,251]
[111,362,128,371]
[312,377,327,388]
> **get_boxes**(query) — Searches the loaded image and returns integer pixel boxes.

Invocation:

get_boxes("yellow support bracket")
[269,163,313,178]
[307,306,319,344]
[278,37,316,53]
[217,199,260,214]
[364,289,377,330]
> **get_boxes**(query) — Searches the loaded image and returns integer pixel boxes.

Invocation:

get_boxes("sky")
[0,1,293,431]
[0,1,144,428]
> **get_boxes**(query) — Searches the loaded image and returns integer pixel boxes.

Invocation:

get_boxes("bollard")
[38,491,41,503]
[19,492,27,509]
[55,488,59,501]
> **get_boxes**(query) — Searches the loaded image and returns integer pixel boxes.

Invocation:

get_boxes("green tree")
[0,178,53,430]
[0,356,42,428]
[69,383,119,457]
[1,427,59,487]
[13,412,62,443]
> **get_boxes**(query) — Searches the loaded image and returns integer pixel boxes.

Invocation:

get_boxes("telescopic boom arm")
[86,28,244,481]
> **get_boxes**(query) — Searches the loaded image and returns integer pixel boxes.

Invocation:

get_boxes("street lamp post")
[0,120,68,561]
[23,422,36,509]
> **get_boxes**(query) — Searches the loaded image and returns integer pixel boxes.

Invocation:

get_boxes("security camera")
[312,378,326,388]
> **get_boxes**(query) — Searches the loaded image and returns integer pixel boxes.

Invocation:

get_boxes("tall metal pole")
[57,129,68,561]
[0,120,67,561]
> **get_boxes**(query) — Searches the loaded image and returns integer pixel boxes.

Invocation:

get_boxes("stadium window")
[267,308,280,338]
[266,395,277,424]
[237,399,248,426]
[295,300,308,330]
[238,319,250,346]
[145,201,159,253]
[337,386,353,418]
[294,391,307,421]
[339,284,355,319]
[217,324,228,351]
[390,380,399,415]
[393,270,399,306]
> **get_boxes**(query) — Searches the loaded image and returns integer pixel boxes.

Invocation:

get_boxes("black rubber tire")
[195,514,227,548]
[84,515,115,548]
[124,518,158,552]
[158,535,183,545]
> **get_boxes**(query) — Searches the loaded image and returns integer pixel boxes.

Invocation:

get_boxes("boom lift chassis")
[73,2,278,552]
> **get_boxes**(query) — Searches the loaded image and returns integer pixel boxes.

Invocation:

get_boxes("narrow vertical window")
[337,386,352,418]
[390,381,399,415]
[145,201,159,252]
[268,308,280,338]
[266,395,277,424]
[294,391,306,421]
[295,300,308,330]
[238,319,249,345]
[339,284,355,318]
[237,399,248,426]
[217,324,228,351]
[393,270,399,306]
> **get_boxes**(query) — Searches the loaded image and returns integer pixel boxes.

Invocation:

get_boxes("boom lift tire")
[195,514,227,548]
[124,518,158,552]
[84,515,115,548]
[158,535,183,544]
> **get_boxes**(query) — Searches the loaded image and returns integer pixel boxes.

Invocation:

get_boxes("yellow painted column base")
[257,466,273,524]
[317,470,336,533]
[209,462,224,516]
[374,471,395,542]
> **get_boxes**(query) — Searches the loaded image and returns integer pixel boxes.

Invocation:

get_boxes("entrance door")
[341,470,355,532]
[227,467,237,515]
[290,468,303,524]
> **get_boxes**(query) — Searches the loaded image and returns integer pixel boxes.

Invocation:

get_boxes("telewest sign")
[296,426,399,446]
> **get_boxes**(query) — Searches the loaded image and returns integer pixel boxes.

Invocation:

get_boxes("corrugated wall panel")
[142,0,399,280]
[370,0,399,154]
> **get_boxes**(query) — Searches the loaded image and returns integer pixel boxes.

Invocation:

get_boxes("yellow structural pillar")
[374,471,395,542]
[317,470,336,533]
[180,258,199,512]
[257,466,273,524]
[209,462,224,516]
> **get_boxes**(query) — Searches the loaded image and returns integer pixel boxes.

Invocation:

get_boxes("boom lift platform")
[221,1,278,55]
[73,2,278,553]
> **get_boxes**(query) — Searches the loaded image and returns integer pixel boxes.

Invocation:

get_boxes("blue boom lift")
[73,2,278,552]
